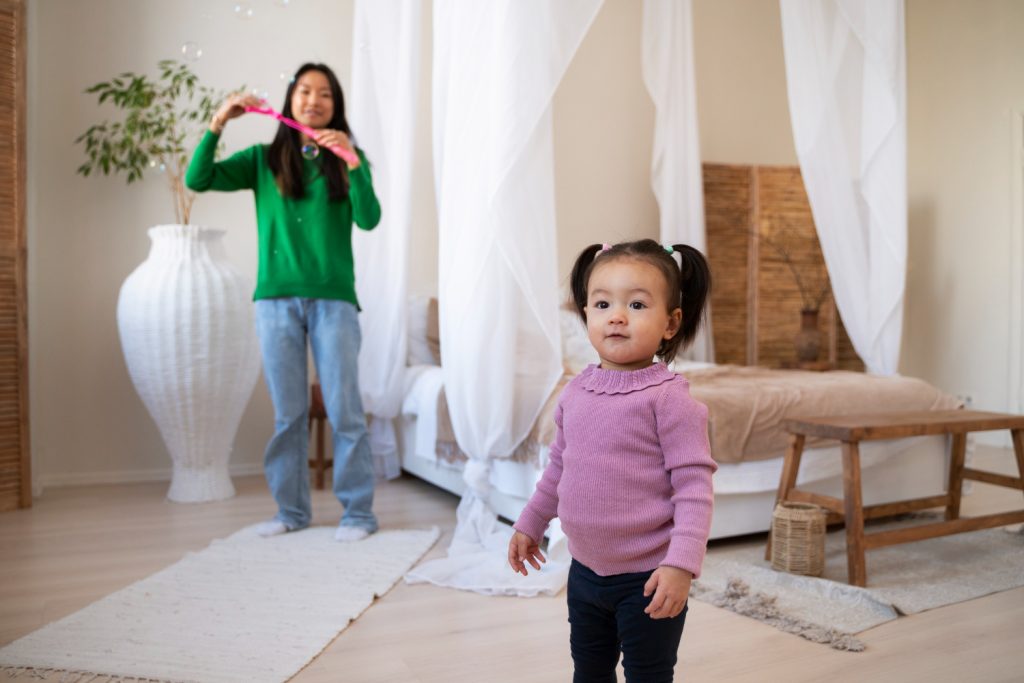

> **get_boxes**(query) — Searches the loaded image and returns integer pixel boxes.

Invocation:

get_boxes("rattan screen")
[704,163,862,371]
[0,0,28,511]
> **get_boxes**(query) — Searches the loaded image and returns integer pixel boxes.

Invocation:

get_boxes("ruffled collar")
[577,363,677,395]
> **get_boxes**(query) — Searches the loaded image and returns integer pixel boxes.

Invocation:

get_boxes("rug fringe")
[1,667,181,683]
[695,579,866,652]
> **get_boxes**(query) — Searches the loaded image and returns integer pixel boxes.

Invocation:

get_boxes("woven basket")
[770,502,826,576]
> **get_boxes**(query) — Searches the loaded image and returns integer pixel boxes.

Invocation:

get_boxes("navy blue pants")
[567,560,688,683]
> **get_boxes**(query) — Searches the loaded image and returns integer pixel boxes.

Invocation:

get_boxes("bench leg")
[1013,429,1024,501]
[842,440,867,587]
[945,432,968,521]
[766,433,806,561]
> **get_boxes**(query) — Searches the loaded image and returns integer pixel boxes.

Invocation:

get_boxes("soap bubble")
[301,143,320,160]
[233,2,254,20]
[274,0,291,6]
[250,86,269,101]
[279,72,294,84]
[180,42,203,62]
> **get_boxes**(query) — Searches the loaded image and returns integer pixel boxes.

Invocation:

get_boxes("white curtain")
[405,0,603,595]
[641,0,713,362]
[779,0,907,375]
[351,0,423,478]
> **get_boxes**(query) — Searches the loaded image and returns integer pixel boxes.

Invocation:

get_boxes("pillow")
[560,304,598,374]
[425,296,441,363]
[407,295,441,366]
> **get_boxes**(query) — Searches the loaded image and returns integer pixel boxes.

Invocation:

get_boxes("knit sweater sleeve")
[184,130,258,192]
[513,402,565,542]
[348,148,381,231]
[656,379,717,578]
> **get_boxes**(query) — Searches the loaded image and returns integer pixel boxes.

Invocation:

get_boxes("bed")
[398,299,961,539]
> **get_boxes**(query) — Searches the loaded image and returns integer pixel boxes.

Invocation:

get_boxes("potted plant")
[76,60,261,503]
[75,59,227,224]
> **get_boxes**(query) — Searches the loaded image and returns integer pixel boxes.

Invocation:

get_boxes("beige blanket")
[684,366,960,463]
[435,366,959,466]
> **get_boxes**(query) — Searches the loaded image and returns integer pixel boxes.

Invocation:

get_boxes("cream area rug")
[0,525,440,682]
[691,520,1024,651]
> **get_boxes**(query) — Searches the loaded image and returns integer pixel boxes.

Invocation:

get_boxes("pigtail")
[569,243,604,321]
[672,243,711,350]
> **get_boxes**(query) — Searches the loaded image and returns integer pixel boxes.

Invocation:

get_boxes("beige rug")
[0,525,440,682]
[692,520,1024,651]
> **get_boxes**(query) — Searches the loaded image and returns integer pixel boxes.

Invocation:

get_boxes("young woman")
[186,63,381,542]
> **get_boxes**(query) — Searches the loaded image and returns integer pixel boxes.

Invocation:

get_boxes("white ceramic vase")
[117,225,261,502]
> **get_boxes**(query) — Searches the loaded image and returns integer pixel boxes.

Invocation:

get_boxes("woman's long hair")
[267,63,352,201]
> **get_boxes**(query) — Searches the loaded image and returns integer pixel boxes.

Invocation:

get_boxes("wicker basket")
[770,502,826,576]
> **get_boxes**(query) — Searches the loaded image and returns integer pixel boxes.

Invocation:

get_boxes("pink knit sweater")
[514,363,717,578]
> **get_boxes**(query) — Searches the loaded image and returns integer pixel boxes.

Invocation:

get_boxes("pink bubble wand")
[244,105,359,166]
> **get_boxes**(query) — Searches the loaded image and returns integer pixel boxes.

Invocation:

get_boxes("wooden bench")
[765,410,1024,586]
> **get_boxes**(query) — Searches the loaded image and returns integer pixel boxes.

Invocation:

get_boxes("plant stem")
[168,168,182,225]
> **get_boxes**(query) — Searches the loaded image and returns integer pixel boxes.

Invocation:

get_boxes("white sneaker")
[255,519,289,537]
[334,526,370,543]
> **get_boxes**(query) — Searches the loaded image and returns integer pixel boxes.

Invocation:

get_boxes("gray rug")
[691,519,1024,651]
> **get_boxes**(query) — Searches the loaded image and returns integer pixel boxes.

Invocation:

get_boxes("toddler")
[509,239,717,683]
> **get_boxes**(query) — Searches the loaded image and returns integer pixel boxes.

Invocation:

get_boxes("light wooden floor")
[2,447,1023,682]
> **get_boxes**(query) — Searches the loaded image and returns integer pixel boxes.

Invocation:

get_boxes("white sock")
[255,519,289,537]
[334,526,370,543]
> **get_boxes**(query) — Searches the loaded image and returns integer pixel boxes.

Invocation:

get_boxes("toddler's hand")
[643,566,692,619]
[508,531,545,576]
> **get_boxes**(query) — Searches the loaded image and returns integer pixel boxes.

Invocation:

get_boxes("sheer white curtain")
[641,0,713,362]
[351,0,423,478]
[405,0,603,596]
[779,0,907,375]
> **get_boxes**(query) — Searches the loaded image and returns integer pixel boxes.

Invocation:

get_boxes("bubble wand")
[244,105,359,166]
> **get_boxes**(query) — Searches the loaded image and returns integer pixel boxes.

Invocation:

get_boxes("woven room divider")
[703,163,862,371]
[0,0,29,511]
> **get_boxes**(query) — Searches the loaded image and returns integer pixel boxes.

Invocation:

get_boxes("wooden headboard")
[703,163,863,371]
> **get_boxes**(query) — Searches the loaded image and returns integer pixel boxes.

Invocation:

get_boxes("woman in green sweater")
[185,63,381,542]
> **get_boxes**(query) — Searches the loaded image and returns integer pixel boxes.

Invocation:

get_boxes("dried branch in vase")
[750,224,832,312]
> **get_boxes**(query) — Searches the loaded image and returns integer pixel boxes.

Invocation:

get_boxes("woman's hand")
[643,566,692,619]
[508,531,546,576]
[210,92,264,134]
[313,129,360,169]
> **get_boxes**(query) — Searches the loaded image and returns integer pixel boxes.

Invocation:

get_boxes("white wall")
[902,0,1024,437]
[692,0,797,166]
[27,0,1024,489]
[553,0,657,284]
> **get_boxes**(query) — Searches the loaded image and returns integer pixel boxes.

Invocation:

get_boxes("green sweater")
[185,130,381,305]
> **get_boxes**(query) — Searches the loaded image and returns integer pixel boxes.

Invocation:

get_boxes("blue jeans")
[254,298,377,533]
[567,560,688,683]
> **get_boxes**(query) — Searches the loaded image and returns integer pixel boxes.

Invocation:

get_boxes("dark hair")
[268,63,352,201]
[568,238,711,364]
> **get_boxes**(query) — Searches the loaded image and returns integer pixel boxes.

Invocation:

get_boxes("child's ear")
[664,308,682,340]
